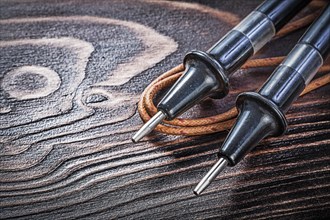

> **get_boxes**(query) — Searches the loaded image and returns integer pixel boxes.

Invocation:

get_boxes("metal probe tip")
[132,111,166,143]
[193,157,228,195]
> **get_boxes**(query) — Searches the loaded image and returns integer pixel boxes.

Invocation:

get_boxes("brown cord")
[274,12,321,39]
[138,8,330,136]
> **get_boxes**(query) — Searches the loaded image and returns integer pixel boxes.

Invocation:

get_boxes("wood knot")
[85,94,108,104]
[1,65,61,100]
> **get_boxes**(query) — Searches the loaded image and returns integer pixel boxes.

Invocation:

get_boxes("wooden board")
[0,0,329,219]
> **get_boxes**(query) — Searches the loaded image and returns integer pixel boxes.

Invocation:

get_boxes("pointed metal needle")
[193,157,228,195]
[132,111,166,143]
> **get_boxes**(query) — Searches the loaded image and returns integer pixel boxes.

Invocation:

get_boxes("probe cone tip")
[131,137,138,143]
[193,190,199,196]
[132,111,166,143]
[193,157,228,195]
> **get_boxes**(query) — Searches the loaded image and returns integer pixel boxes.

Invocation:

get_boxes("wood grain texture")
[0,0,329,219]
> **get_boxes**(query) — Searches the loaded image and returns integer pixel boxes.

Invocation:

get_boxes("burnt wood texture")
[0,0,329,219]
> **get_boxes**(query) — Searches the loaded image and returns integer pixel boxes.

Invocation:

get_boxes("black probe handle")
[256,0,311,31]
[299,5,330,59]
[259,3,330,112]
[208,0,310,76]
[220,4,330,166]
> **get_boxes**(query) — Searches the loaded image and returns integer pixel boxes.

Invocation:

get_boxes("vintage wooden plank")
[0,0,329,219]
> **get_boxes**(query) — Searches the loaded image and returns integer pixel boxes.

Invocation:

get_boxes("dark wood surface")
[0,0,329,219]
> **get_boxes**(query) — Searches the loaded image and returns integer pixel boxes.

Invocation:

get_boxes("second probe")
[194,3,330,195]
